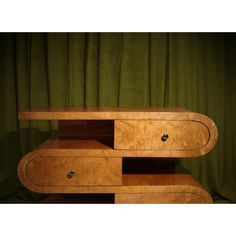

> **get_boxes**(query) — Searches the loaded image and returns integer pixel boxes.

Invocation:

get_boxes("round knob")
[67,170,76,179]
[161,133,169,142]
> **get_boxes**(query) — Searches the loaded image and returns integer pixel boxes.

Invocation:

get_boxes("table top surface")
[18,107,192,120]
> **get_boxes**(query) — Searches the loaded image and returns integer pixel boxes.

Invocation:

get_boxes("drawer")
[114,120,209,150]
[25,156,122,187]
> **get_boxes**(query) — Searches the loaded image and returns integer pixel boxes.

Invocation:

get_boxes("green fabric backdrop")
[0,33,236,203]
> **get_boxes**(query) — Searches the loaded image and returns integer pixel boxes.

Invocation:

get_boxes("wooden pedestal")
[18,107,217,203]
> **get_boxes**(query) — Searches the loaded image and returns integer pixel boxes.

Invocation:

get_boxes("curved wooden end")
[191,112,218,157]
[18,152,39,192]
[115,186,213,204]
[114,112,218,157]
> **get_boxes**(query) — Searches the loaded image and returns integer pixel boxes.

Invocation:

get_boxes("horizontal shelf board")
[34,139,209,158]
[19,107,189,120]
[38,139,112,150]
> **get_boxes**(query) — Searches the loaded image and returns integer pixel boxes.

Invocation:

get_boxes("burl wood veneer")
[18,107,217,203]
[19,154,122,187]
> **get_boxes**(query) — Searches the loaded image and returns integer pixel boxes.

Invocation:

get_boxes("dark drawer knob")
[67,170,76,179]
[161,133,169,142]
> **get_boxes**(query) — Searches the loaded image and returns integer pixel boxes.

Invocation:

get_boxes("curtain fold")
[0,32,236,202]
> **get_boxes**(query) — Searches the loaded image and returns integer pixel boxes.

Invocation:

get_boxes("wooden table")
[18,107,218,203]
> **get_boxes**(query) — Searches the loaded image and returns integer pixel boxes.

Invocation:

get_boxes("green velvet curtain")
[0,33,236,203]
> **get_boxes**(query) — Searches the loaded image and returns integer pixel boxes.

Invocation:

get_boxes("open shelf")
[58,120,114,148]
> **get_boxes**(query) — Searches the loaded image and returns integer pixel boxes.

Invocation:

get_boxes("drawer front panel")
[26,157,122,186]
[115,120,209,150]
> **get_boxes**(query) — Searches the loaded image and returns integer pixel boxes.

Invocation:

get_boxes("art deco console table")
[18,107,218,203]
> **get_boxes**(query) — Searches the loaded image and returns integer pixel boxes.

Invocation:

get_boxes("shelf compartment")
[59,120,114,148]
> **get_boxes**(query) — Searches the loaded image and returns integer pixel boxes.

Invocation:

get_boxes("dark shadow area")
[59,120,114,148]
[0,128,57,203]
[39,194,115,204]
[123,157,189,174]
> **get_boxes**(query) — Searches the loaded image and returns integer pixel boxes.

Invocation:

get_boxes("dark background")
[0,33,236,203]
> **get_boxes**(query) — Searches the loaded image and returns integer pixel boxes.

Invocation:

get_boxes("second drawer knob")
[161,133,169,142]
[67,170,76,179]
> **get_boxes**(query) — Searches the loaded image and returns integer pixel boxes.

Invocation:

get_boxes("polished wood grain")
[115,120,209,150]
[18,153,122,187]
[36,139,111,150]
[19,108,218,157]
[115,192,208,203]
[17,107,216,203]
[18,158,212,203]
[120,174,212,204]
[19,107,188,120]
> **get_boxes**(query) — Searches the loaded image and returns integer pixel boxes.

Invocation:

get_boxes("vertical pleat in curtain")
[0,33,236,202]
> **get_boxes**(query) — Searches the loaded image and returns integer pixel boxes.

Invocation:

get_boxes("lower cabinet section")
[40,190,212,203]
[18,154,212,203]
[18,152,212,203]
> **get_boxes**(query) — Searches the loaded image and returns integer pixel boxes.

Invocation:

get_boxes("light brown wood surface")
[18,107,218,157]
[36,139,111,150]
[116,173,212,203]
[18,151,213,203]
[17,107,216,203]
[115,120,209,150]
[19,153,122,187]
[18,156,212,203]
[19,107,189,120]
[115,192,208,203]
[32,138,215,158]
